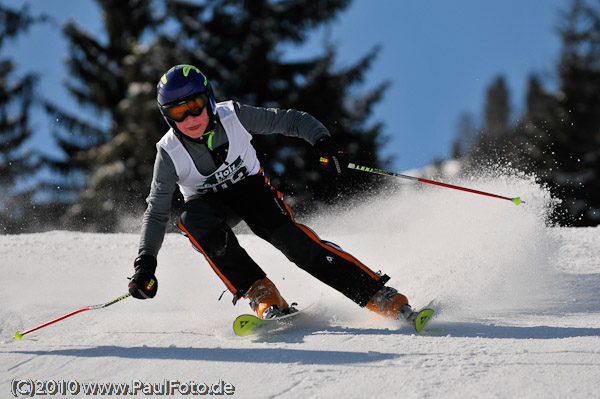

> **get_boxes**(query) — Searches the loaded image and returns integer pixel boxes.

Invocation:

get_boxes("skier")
[128,64,418,322]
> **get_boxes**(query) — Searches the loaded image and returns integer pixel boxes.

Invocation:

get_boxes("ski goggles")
[160,93,208,122]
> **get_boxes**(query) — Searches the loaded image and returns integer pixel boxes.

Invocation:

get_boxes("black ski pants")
[177,173,389,306]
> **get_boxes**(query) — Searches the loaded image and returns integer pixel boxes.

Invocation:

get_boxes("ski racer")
[128,64,419,322]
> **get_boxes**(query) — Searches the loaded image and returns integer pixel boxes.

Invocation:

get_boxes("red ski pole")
[14,293,131,340]
[346,162,525,205]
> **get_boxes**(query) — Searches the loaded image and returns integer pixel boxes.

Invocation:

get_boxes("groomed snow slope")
[2,173,599,398]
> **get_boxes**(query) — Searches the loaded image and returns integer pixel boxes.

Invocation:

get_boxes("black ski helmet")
[156,64,217,131]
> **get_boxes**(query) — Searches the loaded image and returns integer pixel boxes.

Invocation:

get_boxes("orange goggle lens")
[162,95,207,122]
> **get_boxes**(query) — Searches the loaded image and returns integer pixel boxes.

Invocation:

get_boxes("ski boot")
[366,286,433,332]
[366,286,410,319]
[244,277,296,319]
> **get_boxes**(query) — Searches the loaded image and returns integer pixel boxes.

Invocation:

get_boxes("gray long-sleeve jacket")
[138,101,330,258]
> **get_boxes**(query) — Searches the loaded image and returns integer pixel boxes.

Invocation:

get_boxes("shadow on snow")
[10,346,400,365]
[8,321,600,364]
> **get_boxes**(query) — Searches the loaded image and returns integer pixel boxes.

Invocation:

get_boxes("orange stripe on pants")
[177,220,238,294]
[295,223,382,282]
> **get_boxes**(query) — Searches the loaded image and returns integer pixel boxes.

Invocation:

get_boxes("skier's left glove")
[314,136,349,174]
[128,254,158,299]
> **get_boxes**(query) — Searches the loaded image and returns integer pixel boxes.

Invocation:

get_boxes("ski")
[233,305,434,336]
[233,305,311,337]
[412,308,434,332]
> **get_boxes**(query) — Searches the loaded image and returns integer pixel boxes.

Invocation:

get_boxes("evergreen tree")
[464,0,600,226]
[546,0,600,225]
[452,111,478,159]
[512,74,560,184]
[43,0,165,231]
[516,0,600,225]
[46,0,389,231]
[469,75,512,168]
[0,4,41,233]
[485,76,511,135]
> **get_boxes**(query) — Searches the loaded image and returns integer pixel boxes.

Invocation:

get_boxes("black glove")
[314,136,349,174]
[128,254,158,299]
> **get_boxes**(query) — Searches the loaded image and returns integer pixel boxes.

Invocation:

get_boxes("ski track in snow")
[1,174,599,398]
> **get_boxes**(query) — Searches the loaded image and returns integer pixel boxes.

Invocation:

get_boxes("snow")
[2,173,599,398]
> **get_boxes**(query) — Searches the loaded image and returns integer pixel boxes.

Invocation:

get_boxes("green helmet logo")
[160,64,205,85]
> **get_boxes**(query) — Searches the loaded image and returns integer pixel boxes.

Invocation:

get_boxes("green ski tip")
[15,331,23,340]
[414,309,434,332]
[512,197,522,206]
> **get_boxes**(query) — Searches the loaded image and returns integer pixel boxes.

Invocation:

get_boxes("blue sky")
[6,0,569,171]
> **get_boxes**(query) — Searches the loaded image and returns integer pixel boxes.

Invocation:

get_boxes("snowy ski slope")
[2,173,599,398]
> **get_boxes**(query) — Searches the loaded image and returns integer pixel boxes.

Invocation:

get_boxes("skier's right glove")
[128,254,158,299]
